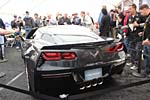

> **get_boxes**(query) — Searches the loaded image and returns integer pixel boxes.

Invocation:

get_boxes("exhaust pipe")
[98,81,103,85]
[80,86,85,90]
[92,83,97,87]
[59,94,69,99]
[86,85,91,88]
[80,79,104,90]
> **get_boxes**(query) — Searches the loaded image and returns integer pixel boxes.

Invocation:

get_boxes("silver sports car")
[21,25,126,97]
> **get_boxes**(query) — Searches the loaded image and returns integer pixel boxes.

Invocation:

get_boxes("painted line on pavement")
[0,71,25,91]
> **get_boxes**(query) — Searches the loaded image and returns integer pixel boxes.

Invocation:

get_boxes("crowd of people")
[10,11,95,37]
[8,10,95,49]
[97,3,150,77]
[0,3,150,78]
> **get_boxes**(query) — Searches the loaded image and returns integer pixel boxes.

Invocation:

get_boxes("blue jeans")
[143,45,150,74]
[14,31,22,47]
[129,40,142,66]
[25,26,32,39]
[124,37,130,53]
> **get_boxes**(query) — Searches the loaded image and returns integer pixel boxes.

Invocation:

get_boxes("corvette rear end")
[25,40,126,96]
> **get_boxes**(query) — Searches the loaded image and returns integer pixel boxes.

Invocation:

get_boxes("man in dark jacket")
[58,13,71,25]
[72,13,81,25]
[0,18,5,29]
[136,4,150,77]
[0,18,6,63]
[99,8,111,37]
[11,15,17,29]
[23,11,35,38]
[126,4,145,71]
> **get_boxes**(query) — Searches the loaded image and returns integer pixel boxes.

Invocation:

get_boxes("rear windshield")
[54,34,99,42]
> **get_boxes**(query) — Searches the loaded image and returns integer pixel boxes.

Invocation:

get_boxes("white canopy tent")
[0,0,122,23]
[1,0,150,23]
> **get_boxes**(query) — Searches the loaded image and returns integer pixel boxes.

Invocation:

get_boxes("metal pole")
[0,44,3,60]
[137,45,143,73]
[0,43,6,77]
[0,36,8,63]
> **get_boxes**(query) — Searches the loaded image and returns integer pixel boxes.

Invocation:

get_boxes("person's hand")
[142,39,150,45]
[133,21,139,27]
[14,28,19,32]
[7,28,19,34]
[138,32,144,36]
[0,28,17,35]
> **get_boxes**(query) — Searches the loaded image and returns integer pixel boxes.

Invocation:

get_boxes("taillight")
[108,43,124,53]
[62,52,76,60]
[42,52,61,61]
[42,52,76,61]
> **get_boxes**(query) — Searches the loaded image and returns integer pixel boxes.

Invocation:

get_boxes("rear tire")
[25,61,33,92]
[28,81,32,91]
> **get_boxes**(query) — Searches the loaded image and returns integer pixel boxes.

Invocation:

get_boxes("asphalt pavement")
[0,47,37,100]
[0,47,150,100]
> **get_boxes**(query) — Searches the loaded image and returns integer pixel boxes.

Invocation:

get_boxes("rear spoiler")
[26,27,38,39]
[41,40,114,50]
[19,28,38,42]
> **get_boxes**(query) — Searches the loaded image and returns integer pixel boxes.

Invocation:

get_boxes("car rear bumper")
[35,59,126,93]
[110,59,126,74]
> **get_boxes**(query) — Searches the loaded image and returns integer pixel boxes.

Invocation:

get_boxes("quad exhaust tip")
[80,81,103,90]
